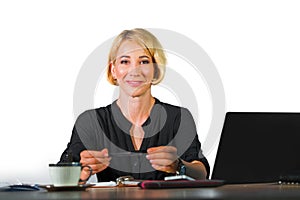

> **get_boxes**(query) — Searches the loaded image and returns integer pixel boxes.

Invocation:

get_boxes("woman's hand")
[146,146,178,173]
[79,149,111,181]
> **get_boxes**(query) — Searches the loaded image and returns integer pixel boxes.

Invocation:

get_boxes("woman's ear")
[110,63,116,79]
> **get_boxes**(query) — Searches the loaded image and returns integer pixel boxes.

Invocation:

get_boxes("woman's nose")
[128,63,142,75]
[129,61,142,70]
[130,61,141,69]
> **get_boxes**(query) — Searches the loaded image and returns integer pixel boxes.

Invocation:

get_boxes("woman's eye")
[140,60,150,64]
[120,60,129,64]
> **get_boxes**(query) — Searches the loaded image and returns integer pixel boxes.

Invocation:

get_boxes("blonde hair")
[107,28,167,85]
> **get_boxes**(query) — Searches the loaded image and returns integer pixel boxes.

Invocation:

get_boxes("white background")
[1,0,300,184]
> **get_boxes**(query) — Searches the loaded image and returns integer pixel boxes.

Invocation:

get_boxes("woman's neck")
[117,93,155,126]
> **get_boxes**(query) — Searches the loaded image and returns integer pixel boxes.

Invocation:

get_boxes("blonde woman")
[59,28,209,182]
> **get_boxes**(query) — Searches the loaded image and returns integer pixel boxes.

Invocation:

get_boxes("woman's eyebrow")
[118,55,150,59]
[139,55,150,59]
[119,55,130,59]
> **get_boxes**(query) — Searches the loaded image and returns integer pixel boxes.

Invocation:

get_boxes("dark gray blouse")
[59,98,210,181]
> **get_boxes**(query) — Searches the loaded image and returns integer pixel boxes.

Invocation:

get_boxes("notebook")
[212,112,300,184]
[138,179,225,189]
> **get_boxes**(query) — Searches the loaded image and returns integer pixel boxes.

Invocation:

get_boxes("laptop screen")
[212,112,300,183]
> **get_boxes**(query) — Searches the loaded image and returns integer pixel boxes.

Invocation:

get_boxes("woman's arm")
[146,146,208,180]
[179,159,207,180]
[79,149,111,182]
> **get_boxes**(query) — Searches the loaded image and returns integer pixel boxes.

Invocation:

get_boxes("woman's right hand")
[79,148,111,181]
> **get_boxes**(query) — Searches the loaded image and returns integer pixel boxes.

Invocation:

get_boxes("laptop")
[212,112,300,184]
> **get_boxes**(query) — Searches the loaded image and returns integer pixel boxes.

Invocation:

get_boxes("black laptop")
[212,112,300,184]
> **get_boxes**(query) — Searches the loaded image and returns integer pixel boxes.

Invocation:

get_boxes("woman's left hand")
[146,146,178,173]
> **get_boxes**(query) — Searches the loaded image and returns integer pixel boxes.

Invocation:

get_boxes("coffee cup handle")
[79,165,93,182]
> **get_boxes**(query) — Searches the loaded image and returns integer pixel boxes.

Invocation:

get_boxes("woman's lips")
[126,80,144,87]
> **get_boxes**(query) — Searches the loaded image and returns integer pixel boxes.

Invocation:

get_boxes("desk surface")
[1,183,300,200]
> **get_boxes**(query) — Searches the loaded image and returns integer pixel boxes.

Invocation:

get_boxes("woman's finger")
[151,164,177,173]
[80,149,109,158]
[80,157,111,166]
[147,146,177,154]
[146,152,176,160]
[149,158,176,166]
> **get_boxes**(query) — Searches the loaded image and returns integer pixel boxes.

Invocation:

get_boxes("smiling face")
[111,40,155,98]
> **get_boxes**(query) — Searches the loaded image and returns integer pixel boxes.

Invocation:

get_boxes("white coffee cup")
[49,162,92,187]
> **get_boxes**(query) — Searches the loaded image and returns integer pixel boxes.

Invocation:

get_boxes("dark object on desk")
[39,184,94,192]
[279,170,300,184]
[212,112,300,184]
[138,179,225,189]
[5,184,40,191]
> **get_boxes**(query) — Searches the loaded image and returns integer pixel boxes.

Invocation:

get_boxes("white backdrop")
[1,0,300,184]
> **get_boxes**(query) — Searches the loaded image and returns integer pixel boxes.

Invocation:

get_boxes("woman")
[59,28,209,182]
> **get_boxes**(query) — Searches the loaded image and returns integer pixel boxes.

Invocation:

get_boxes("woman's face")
[111,40,154,98]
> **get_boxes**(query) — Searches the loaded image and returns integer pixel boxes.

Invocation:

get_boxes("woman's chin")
[131,86,151,98]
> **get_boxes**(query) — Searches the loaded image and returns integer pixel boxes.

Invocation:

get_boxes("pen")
[109,152,145,157]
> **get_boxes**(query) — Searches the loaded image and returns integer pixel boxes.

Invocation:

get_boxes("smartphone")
[164,175,195,181]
